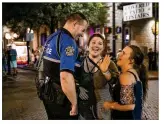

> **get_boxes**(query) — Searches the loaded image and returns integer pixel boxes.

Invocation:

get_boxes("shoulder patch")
[65,46,75,56]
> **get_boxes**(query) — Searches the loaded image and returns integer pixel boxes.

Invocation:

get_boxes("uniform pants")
[78,100,97,120]
[43,99,78,120]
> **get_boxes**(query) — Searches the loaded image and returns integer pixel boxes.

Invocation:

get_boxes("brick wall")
[105,2,159,55]
[130,18,159,53]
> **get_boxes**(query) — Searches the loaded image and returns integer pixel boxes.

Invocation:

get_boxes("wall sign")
[123,2,153,21]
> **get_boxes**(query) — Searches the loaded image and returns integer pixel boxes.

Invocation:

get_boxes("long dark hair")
[129,45,148,101]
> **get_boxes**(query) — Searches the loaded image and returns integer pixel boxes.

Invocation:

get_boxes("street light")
[151,21,159,35]
[5,33,11,44]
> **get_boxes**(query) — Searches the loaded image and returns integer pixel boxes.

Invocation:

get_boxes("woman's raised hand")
[98,55,111,73]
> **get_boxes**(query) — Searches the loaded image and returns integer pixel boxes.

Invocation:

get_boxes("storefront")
[14,42,28,65]
[122,2,159,54]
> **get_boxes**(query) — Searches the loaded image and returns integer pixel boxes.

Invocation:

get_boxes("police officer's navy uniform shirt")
[43,28,80,83]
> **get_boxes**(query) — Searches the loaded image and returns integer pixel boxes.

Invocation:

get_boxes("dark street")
[2,69,159,120]
[2,69,47,120]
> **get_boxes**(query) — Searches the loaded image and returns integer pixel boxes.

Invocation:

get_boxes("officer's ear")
[73,21,77,27]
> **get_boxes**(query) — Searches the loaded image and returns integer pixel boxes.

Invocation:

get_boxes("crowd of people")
[2,44,42,78]
[34,12,149,120]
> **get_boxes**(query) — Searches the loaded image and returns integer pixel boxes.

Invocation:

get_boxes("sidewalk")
[17,64,36,71]
[148,71,158,80]
[17,65,159,80]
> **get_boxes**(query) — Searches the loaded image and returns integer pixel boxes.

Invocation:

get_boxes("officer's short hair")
[66,12,88,24]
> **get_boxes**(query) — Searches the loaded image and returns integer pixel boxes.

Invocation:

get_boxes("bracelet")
[102,70,110,75]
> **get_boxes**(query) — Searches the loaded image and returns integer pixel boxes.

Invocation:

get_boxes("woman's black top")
[112,71,143,120]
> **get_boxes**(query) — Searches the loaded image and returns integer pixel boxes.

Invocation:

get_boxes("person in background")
[6,45,11,75]
[10,46,18,76]
[147,48,154,70]
[30,50,35,64]
[109,52,116,63]
[2,49,7,74]
[116,49,122,71]
[116,49,122,60]
[103,45,148,120]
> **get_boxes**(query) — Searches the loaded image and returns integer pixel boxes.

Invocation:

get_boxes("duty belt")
[44,76,62,92]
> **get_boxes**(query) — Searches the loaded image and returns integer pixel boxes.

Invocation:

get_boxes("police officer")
[42,13,88,120]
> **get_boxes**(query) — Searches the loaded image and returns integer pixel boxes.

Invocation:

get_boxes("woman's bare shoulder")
[119,72,134,85]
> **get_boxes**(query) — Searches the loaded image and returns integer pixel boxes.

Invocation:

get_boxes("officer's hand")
[70,104,78,116]
[79,87,89,100]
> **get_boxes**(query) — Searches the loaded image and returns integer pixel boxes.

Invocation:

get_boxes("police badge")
[65,46,74,56]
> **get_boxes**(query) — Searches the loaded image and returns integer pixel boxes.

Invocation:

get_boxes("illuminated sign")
[14,42,28,65]
[123,3,153,21]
